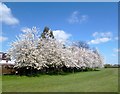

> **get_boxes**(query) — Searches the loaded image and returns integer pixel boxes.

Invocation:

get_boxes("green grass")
[2,68,118,92]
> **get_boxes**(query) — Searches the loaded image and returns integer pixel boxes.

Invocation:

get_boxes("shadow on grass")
[2,68,101,77]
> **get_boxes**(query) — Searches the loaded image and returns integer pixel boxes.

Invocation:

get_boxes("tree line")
[8,26,104,76]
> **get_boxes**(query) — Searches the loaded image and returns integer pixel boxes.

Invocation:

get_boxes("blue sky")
[1,2,119,64]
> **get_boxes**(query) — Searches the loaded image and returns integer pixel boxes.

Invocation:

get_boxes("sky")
[0,2,119,64]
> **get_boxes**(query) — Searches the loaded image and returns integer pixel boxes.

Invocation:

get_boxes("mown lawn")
[2,68,118,92]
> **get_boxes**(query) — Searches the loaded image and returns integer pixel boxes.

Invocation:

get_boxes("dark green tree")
[41,26,54,39]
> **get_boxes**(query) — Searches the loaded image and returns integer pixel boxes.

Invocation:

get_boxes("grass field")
[2,68,118,92]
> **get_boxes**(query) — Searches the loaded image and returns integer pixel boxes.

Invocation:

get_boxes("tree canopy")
[8,26,104,75]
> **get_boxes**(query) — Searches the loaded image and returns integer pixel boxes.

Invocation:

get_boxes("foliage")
[104,64,120,68]
[8,26,104,75]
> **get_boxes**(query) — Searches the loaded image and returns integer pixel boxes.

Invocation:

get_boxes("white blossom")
[8,27,104,71]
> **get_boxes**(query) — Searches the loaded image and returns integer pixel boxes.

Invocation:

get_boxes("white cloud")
[88,38,111,44]
[68,11,88,24]
[92,32,99,37]
[112,54,116,57]
[114,37,119,40]
[113,48,120,52]
[112,48,119,57]
[88,32,112,44]
[53,30,72,44]
[0,3,19,25]
[92,32,112,38]
[0,36,8,42]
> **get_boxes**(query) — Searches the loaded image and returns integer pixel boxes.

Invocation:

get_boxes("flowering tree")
[8,27,40,74]
[9,26,104,75]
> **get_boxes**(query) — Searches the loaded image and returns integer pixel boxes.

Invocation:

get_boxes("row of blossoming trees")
[8,27,104,75]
